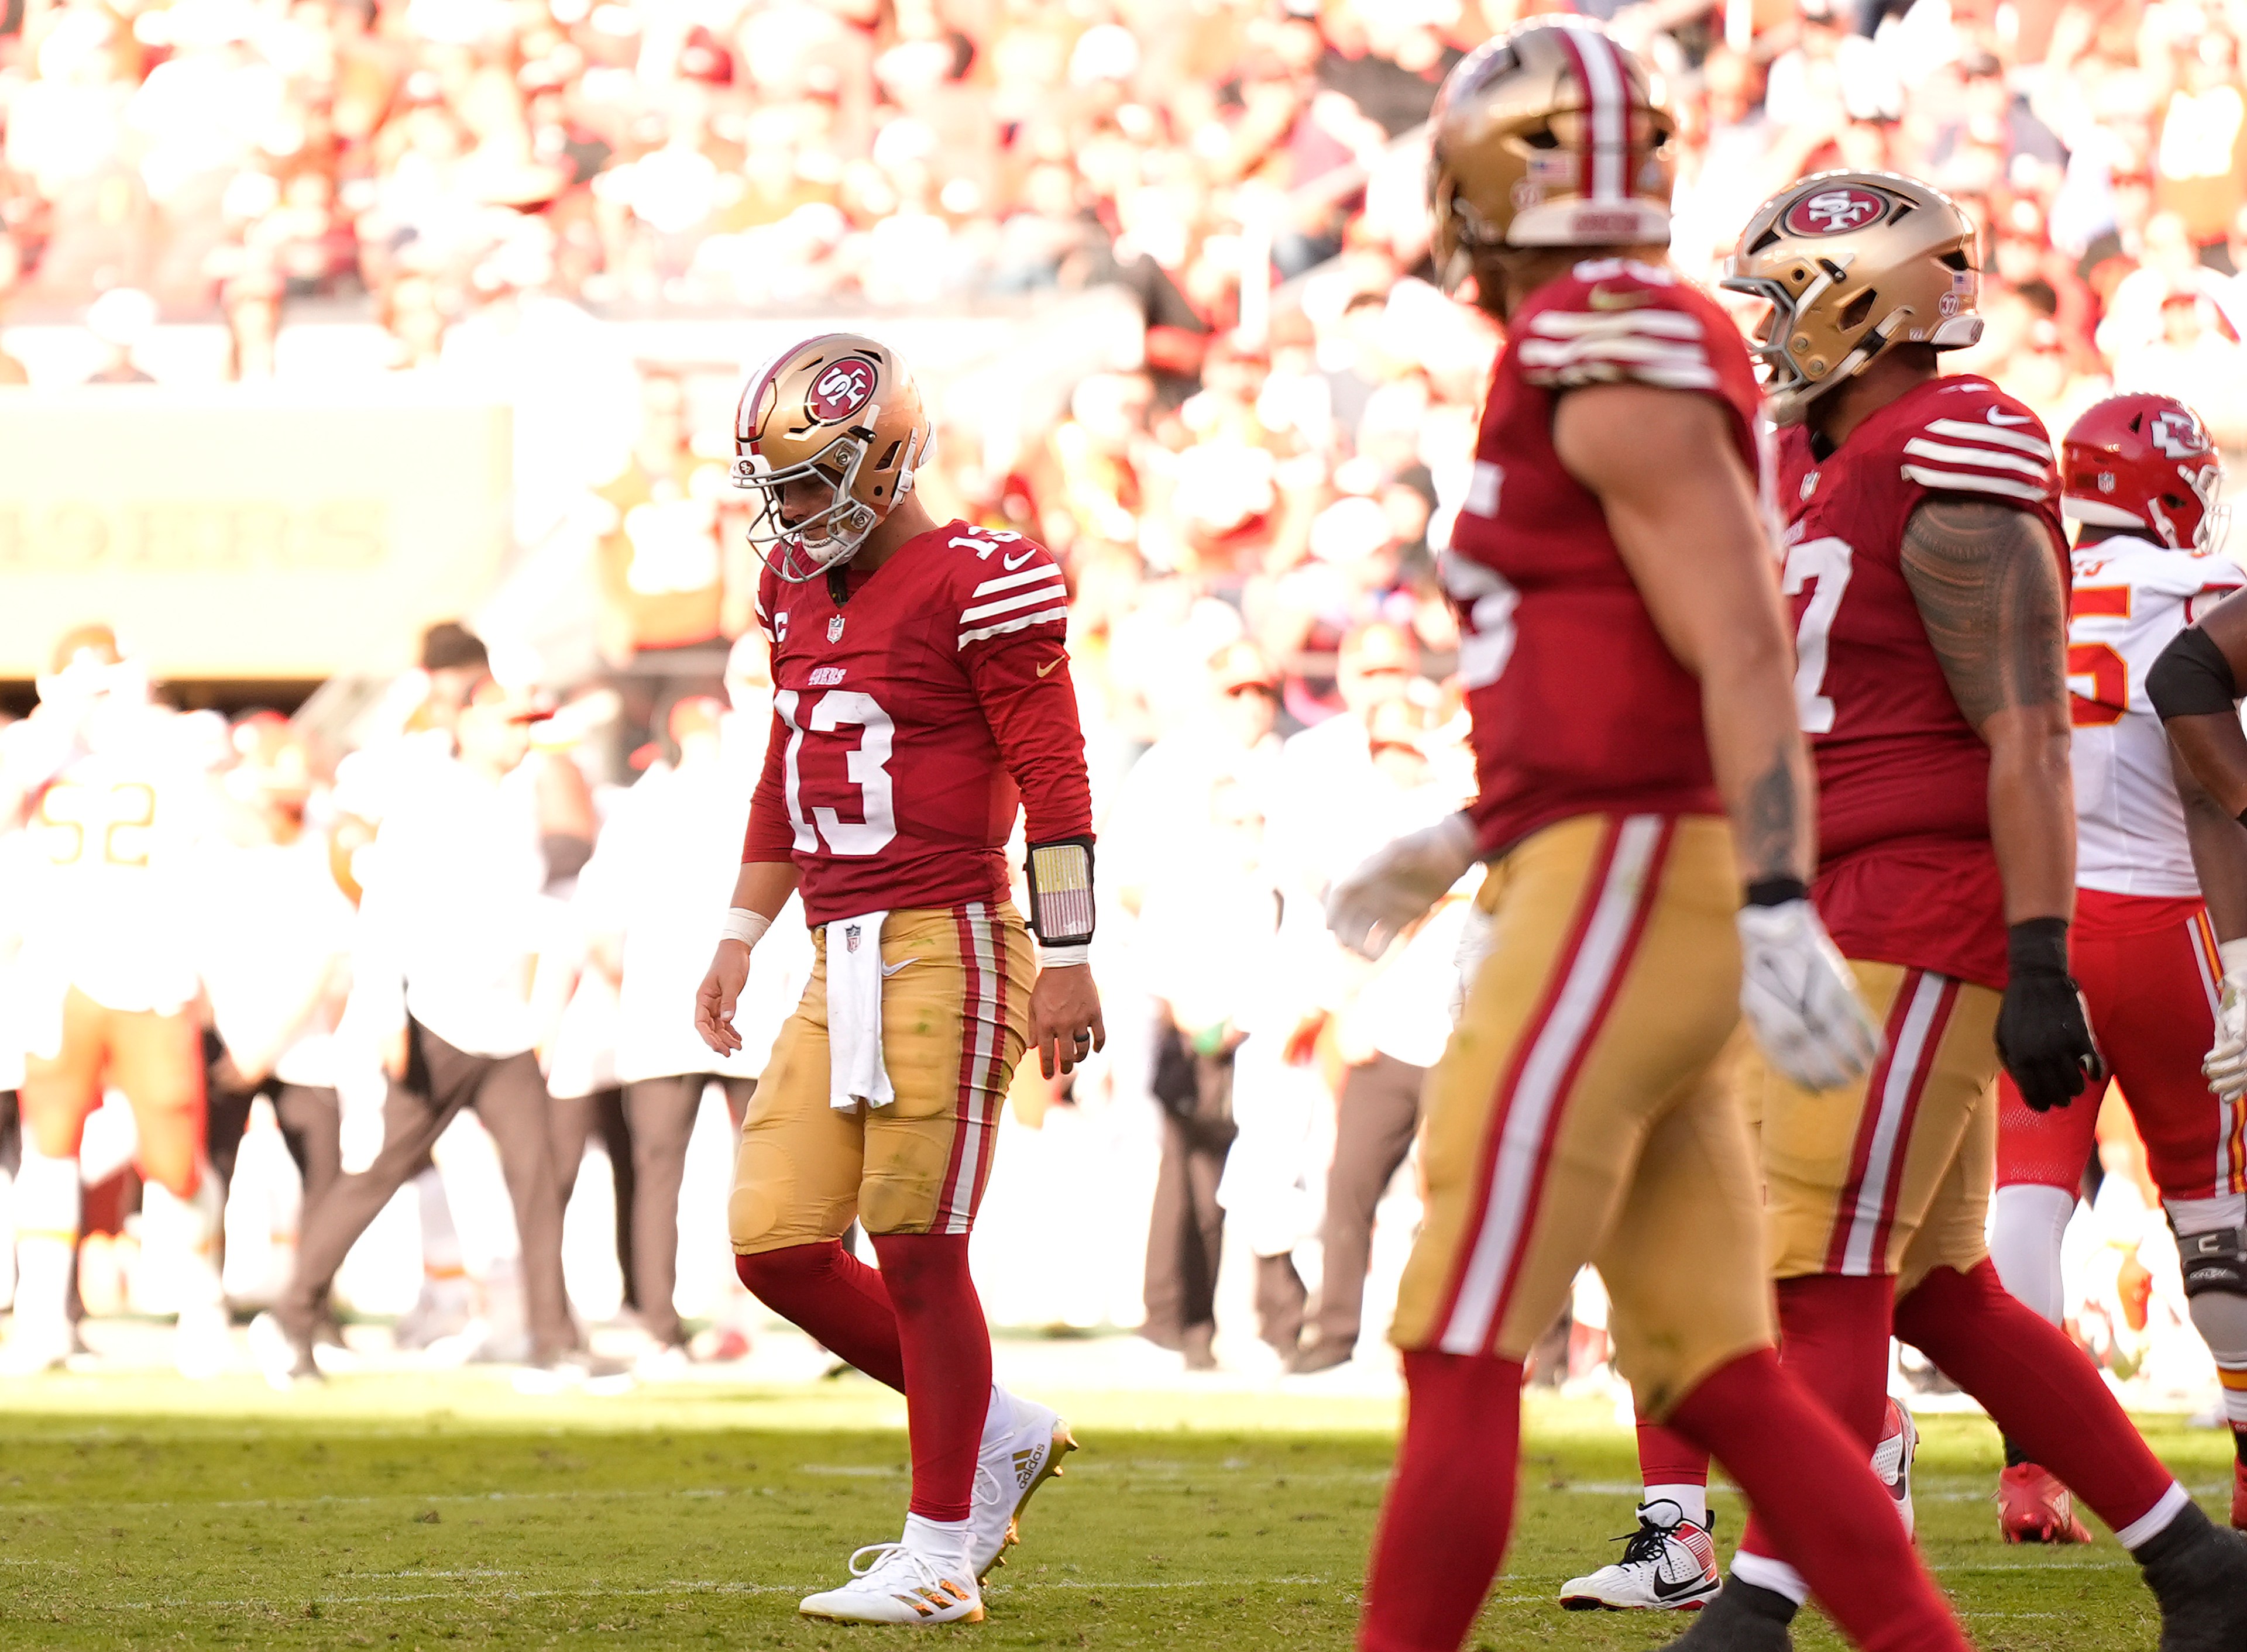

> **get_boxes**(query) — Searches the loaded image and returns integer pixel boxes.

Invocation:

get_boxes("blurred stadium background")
[1,0,2245,1638]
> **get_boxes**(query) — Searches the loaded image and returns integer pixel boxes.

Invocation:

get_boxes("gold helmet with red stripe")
[1427,18,1675,297]
[731,333,935,583]
[1722,170,1984,425]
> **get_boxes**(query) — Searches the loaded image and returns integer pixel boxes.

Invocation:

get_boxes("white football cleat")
[1873,1398,1918,1537]
[173,1303,235,1379]
[1558,1500,1722,1611]
[799,1543,984,1625]
[0,1319,79,1377]
[970,1392,1078,1579]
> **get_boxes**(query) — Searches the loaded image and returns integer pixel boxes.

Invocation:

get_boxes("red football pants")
[1998,890,2246,1204]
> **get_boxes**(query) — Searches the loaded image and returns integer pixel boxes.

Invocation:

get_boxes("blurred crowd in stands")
[1,0,2242,1392]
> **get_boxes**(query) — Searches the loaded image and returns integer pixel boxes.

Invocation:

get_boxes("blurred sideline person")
[696,334,1098,1623]
[196,713,355,1340]
[1661,173,2247,1648]
[0,626,229,1377]
[1135,775,1282,1371]
[1990,393,2247,1535]
[576,689,809,1369]
[1286,696,1474,1376]
[1323,26,1973,1652]
[253,677,598,1384]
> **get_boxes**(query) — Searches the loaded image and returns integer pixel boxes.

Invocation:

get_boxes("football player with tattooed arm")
[1322,24,1984,1652]
[692,335,1097,1626]
[1642,172,2247,1652]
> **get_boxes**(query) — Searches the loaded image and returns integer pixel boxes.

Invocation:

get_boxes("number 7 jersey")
[741,521,1094,925]
[1777,373,2069,989]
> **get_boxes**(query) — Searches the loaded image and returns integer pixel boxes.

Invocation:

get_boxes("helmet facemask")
[733,433,890,584]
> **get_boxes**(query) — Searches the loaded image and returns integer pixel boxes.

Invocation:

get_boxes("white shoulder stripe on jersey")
[1899,463,2050,503]
[960,580,1067,624]
[968,563,1057,599]
[1517,338,1713,371]
[1923,417,2053,460]
[1526,308,1705,340]
[1900,436,2051,479]
[959,605,1068,649]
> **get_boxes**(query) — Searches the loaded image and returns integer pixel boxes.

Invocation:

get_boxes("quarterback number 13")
[1782,535,1855,734]
[774,689,898,857]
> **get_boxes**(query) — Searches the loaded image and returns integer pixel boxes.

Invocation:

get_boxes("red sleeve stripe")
[1899,464,2051,504]
[1923,417,2052,460]
[958,607,1068,648]
[961,580,1067,625]
[1900,436,2051,479]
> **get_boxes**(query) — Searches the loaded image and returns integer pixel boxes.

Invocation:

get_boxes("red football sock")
[1635,1420,1709,1492]
[870,1231,992,1525]
[1895,1261,2176,1534]
[1734,1272,1896,1567]
[1359,1351,1521,1652]
[1668,1350,1970,1652]
[734,1241,905,1391]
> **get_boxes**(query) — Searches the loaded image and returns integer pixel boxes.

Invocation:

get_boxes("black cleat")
[2138,1500,2247,1652]
[1657,1578,1796,1651]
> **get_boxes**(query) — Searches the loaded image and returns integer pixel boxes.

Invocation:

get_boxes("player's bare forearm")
[1553,381,1817,886]
[729,857,800,920]
[1901,499,2076,921]
[2173,739,2247,940]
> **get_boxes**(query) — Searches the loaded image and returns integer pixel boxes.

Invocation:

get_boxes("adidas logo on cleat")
[1013,1447,1040,1490]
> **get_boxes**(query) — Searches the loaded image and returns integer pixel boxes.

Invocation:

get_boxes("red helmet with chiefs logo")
[2060,392,2228,552]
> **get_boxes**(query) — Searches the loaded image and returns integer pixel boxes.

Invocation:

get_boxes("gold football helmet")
[731,333,935,581]
[1723,171,1984,425]
[1427,18,1674,297]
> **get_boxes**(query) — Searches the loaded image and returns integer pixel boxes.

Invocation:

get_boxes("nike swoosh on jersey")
[1003,549,1036,570]
[881,957,918,977]
[1984,408,2035,426]
[1585,285,1652,310]
[1036,656,1063,677]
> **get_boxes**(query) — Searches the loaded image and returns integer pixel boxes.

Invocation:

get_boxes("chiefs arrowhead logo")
[1783,185,1888,236]
[807,358,877,422]
[2150,408,2211,459]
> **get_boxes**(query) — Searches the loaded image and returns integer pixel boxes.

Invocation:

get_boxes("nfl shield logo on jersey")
[845,923,862,953]
[827,615,846,643]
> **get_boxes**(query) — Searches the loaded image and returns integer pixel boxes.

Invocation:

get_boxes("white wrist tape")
[1039,943,1091,969]
[2224,938,2247,982]
[720,907,771,948]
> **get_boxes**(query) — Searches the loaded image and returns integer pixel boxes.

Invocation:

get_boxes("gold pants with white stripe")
[1761,961,2001,1291]
[727,900,1035,1255]
[1391,813,1774,1418]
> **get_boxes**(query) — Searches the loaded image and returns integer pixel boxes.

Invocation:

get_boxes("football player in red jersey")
[1992,394,2247,1537]
[694,335,1097,1625]
[1656,173,2247,1651]
[1321,26,1990,1652]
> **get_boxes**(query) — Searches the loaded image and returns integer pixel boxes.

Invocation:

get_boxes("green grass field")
[0,1364,2231,1650]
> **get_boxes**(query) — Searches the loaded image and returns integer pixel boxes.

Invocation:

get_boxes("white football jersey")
[2068,535,2243,898]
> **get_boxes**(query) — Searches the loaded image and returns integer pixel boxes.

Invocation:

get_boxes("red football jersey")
[1446,258,1762,857]
[741,521,1093,925]
[1779,374,2070,989]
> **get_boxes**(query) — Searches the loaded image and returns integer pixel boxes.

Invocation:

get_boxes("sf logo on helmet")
[808,359,877,422]
[2150,408,2210,459]
[1785,186,1887,236]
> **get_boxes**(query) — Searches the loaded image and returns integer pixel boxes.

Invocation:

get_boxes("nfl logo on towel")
[827,615,846,643]
[845,923,862,953]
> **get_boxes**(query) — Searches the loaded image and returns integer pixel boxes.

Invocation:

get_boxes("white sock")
[152,1166,226,1314]
[902,1512,974,1577]
[1642,1484,1707,1528]
[1988,1183,2075,1324]
[12,1145,79,1339]
[418,1168,464,1279]
[2118,1481,2191,1551]
[1730,1549,1808,1605]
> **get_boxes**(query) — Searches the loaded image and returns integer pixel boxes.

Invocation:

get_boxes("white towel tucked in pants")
[826,911,895,1111]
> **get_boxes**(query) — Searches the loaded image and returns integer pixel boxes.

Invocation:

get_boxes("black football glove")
[1994,918,2104,1113]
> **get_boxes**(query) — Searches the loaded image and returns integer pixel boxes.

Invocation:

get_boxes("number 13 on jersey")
[774,689,898,856]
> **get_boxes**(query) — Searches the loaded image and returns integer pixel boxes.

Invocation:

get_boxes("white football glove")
[1737,899,1882,1092]
[2205,941,2247,1100]
[1327,812,1479,962]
